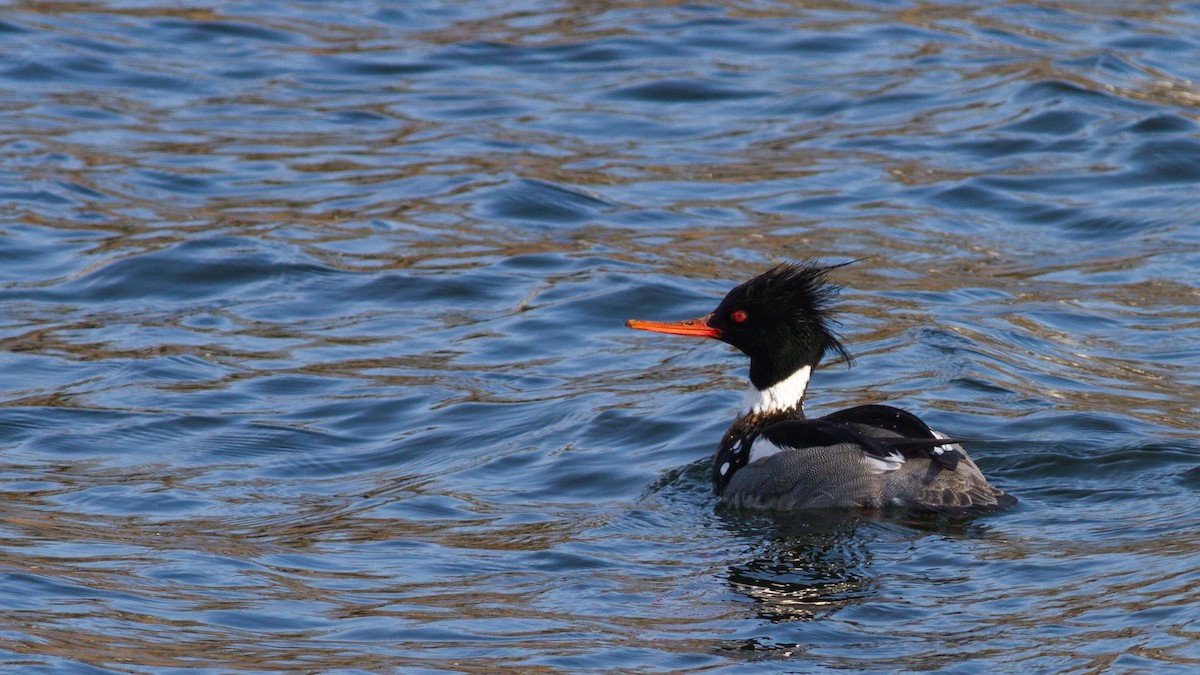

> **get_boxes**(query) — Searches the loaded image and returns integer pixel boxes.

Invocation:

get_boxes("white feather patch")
[747,437,787,464]
[930,429,959,456]
[740,366,811,416]
[864,451,904,474]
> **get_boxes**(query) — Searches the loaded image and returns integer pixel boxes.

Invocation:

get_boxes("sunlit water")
[1,1,1199,672]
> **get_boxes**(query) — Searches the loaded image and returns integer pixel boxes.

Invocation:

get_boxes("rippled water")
[2,1,1199,671]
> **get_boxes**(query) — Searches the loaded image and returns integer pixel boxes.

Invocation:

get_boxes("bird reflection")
[718,509,873,623]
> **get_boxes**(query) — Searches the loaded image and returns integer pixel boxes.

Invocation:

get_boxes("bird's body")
[627,262,1015,516]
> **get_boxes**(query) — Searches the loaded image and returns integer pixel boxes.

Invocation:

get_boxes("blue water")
[2,1,1199,671]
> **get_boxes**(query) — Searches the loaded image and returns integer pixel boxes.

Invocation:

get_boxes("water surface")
[1,1,1199,672]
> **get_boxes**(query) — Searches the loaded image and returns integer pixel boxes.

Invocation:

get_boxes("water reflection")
[721,511,873,624]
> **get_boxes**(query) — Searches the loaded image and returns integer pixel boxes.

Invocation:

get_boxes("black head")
[628,261,852,390]
[707,262,852,388]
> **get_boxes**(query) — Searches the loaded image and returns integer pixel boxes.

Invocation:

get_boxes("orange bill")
[625,314,720,339]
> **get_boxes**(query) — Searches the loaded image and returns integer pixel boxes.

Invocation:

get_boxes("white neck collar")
[739,365,811,416]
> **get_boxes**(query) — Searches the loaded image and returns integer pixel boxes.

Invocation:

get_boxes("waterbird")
[626,261,1016,515]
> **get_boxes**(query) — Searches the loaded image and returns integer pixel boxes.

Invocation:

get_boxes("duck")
[626,261,1016,515]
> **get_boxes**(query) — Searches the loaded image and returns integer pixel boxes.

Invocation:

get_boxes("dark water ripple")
[1,0,1200,671]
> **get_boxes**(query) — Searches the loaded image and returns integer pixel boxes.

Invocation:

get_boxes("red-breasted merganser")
[626,262,1016,515]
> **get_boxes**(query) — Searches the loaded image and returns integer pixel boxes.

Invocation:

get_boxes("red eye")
[731,310,747,323]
